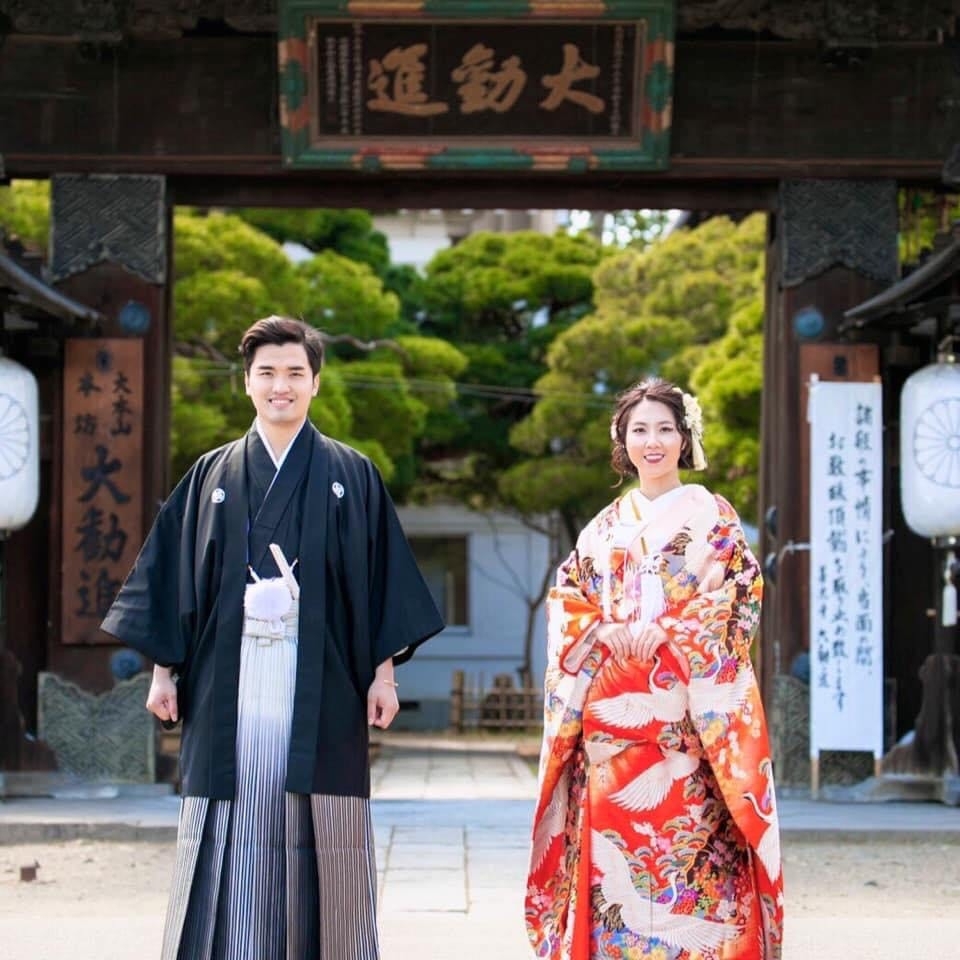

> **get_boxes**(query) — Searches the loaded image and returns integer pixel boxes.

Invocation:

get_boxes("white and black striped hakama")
[160,590,379,960]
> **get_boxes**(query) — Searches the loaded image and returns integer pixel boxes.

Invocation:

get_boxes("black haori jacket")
[101,423,444,800]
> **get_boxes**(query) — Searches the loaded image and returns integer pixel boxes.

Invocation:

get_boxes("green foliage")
[341,359,428,463]
[173,211,307,351]
[173,270,273,345]
[423,230,603,342]
[899,190,960,265]
[347,437,395,482]
[308,365,353,439]
[298,250,400,340]
[233,208,391,274]
[0,187,772,523]
[169,210,311,478]
[690,299,765,516]
[0,180,50,250]
[169,357,251,479]
[233,208,432,331]
[382,263,429,328]
[416,230,604,509]
[510,214,768,529]
[169,210,459,495]
[499,457,610,529]
[395,334,469,379]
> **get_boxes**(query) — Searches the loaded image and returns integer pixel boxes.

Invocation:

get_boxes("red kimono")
[526,485,783,959]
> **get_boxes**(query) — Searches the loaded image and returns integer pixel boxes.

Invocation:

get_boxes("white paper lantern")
[900,358,960,539]
[0,355,39,531]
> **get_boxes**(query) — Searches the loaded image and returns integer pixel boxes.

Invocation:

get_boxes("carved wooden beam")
[0,0,955,41]
[0,32,955,188]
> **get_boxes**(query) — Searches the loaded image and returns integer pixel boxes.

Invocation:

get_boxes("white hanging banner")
[808,379,884,758]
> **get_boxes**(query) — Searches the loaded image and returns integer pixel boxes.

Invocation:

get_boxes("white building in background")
[394,503,553,730]
[372,209,566,271]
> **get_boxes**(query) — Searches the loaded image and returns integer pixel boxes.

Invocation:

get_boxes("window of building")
[408,535,468,627]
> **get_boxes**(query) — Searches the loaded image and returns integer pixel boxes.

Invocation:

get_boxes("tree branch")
[316,332,411,364]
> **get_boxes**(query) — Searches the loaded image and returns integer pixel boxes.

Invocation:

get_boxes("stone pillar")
[48,173,171,693]
[761,179,898,785]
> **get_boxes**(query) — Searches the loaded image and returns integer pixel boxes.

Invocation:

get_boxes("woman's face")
[623,398,683,487]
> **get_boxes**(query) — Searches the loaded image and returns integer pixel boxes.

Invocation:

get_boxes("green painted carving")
[427,149,536,171]
[282,59,308,112]
[647,60,672,113]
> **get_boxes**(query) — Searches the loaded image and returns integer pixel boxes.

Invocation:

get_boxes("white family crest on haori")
[211,487,226,504]
[331,481,345,499]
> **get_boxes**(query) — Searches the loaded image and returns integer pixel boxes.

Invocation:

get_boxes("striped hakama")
[160,583,380,960]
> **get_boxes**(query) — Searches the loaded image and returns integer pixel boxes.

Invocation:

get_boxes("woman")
[526,378,783,960]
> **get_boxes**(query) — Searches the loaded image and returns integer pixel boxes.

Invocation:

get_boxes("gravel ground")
[1,835,958,953]
[783,836,960,918]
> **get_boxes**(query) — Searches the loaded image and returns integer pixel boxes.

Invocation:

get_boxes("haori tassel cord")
[944,549,958,628]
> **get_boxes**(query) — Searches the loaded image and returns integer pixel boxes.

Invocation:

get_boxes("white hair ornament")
[677,389,708,471]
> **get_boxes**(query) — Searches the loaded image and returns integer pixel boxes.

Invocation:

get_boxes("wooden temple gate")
[0,0,957,787]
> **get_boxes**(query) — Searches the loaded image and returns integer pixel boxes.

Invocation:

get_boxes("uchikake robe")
[526,485,783,960]
[101,421,444,800]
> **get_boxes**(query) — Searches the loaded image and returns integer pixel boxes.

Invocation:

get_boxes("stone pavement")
[366,742,960,960]
[1,737,959,960]
[371,742,536,959]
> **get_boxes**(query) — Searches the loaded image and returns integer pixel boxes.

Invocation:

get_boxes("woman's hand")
[595,621,670,662]
[594,622,637,661]
[146,665,178,723]
[630,621,670,661]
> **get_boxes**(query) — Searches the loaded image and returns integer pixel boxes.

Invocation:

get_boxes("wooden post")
[761,181,899,793]
[49,174,171,694]
[761,180,897,712]
[450,669,465,733]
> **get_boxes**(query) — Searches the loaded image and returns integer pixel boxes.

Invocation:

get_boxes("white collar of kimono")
[608,484,698,553]
[255,417,307,471]
[621,484,689,522]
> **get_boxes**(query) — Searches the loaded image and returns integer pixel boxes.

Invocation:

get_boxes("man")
[101,316,444,960]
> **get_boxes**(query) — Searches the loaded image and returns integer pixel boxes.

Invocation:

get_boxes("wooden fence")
[449,670,543,732]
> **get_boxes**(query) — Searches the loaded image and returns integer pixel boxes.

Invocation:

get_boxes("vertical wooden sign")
[61,339,143,645]
[807,378,884,791]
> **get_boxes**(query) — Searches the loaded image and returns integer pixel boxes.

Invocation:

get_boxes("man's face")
[244,342,319,427]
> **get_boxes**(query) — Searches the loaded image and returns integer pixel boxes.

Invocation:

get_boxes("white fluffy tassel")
[944,551,958,629]
[944,558,958,630]
[245,577,293,635]
[944,584,957,628]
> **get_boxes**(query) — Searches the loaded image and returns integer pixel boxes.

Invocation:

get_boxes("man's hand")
[146,665,178,724]
[368,677,400,729]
